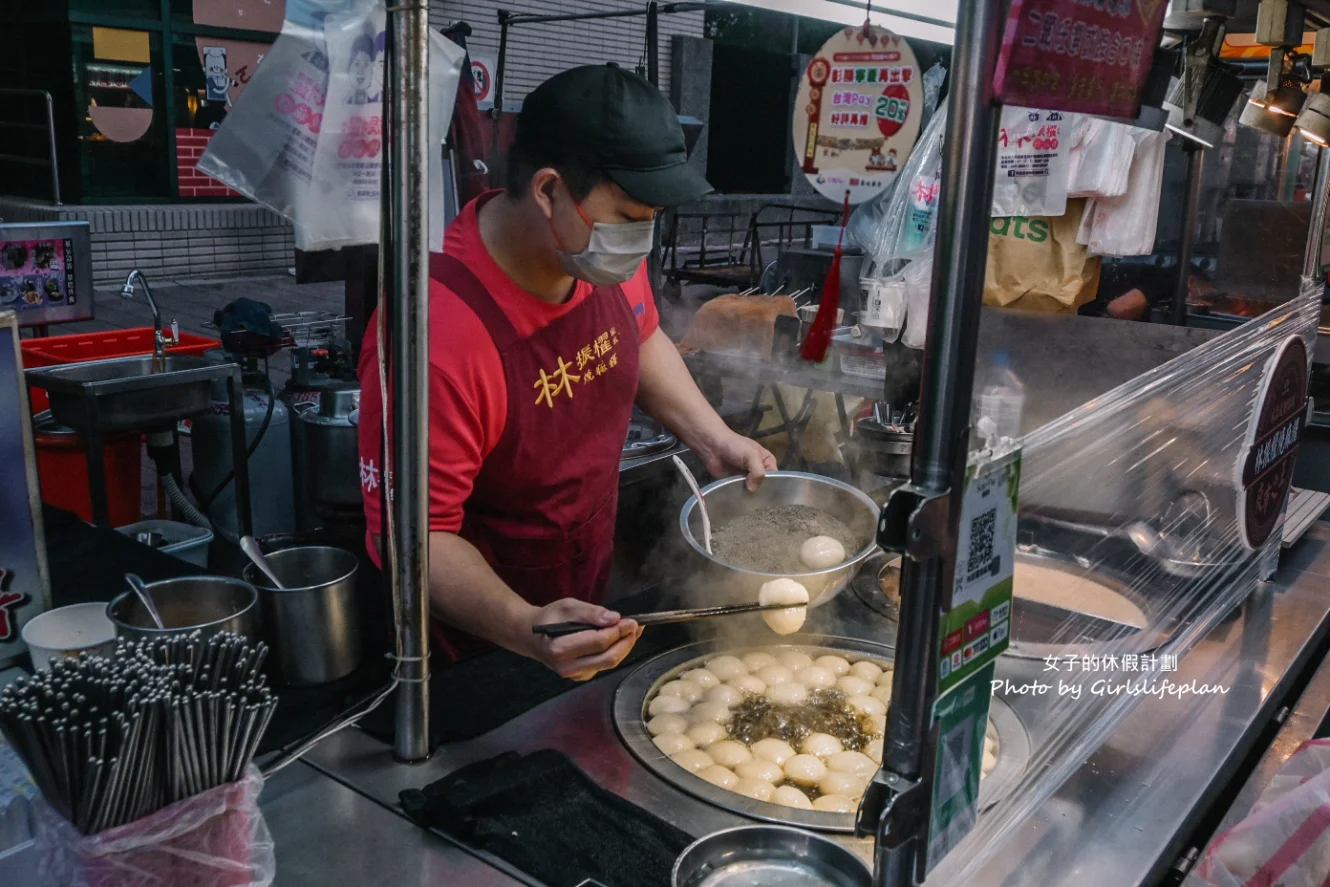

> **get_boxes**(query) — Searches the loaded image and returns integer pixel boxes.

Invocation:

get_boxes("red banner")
[994,0,1169,118]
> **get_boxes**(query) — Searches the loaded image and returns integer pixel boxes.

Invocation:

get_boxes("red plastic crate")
[21,327,221,412]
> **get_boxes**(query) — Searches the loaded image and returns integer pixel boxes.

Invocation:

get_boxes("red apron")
[430,253,640,661]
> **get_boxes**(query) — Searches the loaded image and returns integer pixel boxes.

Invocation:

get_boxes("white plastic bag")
[901,256,933,350]
[198,1,466,251]
[1196,739,1330,887]
[1067,118,1137,199]
[992,106,1073,218]
[35,766,273,887]
[860,272,906,342]
[1083,129,1168,257]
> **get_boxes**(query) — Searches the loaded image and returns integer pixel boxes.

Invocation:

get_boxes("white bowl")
[21,603,117,671]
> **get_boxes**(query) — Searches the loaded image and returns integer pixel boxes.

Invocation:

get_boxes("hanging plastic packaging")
[900,255,933,350]
[1066,118,1136,199]
[991,106,1073,219]
[860,276,907,341]
[198,0,467,252]
[1081,129,1169,257]
[848,96,949,270]
[1195,739,1330,887]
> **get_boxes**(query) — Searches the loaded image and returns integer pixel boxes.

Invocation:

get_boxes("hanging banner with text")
[993,0,1169,118]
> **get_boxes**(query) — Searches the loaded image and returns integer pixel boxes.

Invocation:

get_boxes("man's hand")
[695,429,778,492]
[524,598,643,681]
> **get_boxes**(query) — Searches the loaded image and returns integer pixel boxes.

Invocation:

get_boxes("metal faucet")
[120,269,178,367]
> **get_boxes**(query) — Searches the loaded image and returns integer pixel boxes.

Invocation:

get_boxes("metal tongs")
[532,603,797,638]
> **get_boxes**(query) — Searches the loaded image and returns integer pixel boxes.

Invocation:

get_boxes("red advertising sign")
[1237,335,1310,550]
[994,0,1169,118]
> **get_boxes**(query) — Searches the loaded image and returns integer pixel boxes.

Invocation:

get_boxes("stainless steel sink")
[26,354,228,432]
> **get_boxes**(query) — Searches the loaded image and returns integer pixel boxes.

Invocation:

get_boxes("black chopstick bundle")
[0,631,277,835]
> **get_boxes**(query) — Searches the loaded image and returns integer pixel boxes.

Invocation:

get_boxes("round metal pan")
[615,637,1031,833]
[1005,547,1176,661]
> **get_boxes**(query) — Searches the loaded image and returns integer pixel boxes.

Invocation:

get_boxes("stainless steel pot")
[242,545,361,686]
[107,576,259,643]
[679,471,879,607]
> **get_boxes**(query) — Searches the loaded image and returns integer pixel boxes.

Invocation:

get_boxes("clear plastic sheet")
[924,279,1322,884]
[34,766,273,887]
[197,1,465,251]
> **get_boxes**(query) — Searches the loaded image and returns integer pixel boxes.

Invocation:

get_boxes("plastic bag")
[35,766,274,887]
[1082,129,1168,257]
[991,106,1073,218]
[859,275,906,341]
[1067,118,1136,199]
[1195,739,1330,887]
[900,255,933,350]
[848,97,949,269]
[198,1,466,251]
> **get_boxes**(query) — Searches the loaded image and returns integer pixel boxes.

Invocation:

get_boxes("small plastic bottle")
[972,350,1025,450]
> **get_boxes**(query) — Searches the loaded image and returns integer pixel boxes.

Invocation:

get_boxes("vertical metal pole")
[225,370,253,539]
[389,0,432,764]
[874,0,1004,883]
[43,91,60,205]
[647,1,660,87]
[1304,144,1330,279]
[1170,144,1204,326]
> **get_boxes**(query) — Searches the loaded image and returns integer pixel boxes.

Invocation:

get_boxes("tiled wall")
[0,200,293,285]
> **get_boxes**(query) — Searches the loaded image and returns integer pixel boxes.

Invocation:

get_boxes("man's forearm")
[636,328,728,453]
[427,531,538,655]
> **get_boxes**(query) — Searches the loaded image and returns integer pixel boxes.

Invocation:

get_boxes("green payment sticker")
[926,661,996,874]
[937,449,1019,697]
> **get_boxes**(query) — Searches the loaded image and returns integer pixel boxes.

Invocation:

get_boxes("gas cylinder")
[191,358,296,538]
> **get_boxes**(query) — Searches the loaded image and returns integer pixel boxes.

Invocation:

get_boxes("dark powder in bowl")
[710,505,860,573]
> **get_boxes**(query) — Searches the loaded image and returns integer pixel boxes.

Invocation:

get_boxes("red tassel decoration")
[800,191,852,364]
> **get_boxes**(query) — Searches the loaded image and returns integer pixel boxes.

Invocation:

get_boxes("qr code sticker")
[936,716,974,803]
[965,507,998,584]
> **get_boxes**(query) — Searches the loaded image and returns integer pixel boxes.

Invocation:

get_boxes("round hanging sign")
[1236,334,1310,550]
[792,25,923,205]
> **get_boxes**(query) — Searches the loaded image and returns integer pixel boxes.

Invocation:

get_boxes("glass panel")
[71,25,169,200]
[69,0,163,19]
[172,34,272,197]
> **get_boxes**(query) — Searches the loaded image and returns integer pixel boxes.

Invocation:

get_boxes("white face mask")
[550,195,655,286]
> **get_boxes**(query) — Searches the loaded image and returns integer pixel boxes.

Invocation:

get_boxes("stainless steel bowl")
[679,471,881,606]
[107,576,259,643]
[672,825,870,887]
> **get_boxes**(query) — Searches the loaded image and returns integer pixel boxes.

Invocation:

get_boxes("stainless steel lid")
[624,411,676,460]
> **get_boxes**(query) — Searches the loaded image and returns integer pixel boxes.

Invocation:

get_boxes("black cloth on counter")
[400,749,693,887]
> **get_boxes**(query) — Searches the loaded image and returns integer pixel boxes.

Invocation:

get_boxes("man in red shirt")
[358,65,775,681]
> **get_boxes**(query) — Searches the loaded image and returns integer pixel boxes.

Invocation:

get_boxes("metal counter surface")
[1179,624,1330,885]
[299,526,1330,887]
[261,760,528,886]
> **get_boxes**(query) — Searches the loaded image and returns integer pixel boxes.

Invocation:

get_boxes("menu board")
[792,24,923,205]
[0,223,93,327]
[993,0,1170,118]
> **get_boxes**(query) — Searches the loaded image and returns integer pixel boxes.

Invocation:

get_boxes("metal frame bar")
[388,0,433,764]
[1170,144,1205,326]
[867,1,1006,883]
[1305,145,1330,279]
[0,89,61,204]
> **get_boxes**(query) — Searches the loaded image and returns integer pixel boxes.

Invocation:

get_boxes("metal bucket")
[242,545,362,686]
[107,576,259,643]
[672,825,870,887]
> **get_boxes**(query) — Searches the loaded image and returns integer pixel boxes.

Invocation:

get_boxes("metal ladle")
[240,536,286,589]
[672,455,712,554]
[124,573,166,630]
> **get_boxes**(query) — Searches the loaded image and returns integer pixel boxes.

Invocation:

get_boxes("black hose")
[194,371,276,514]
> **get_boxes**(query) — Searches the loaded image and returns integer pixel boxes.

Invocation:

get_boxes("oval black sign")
[1238,335,1309,550]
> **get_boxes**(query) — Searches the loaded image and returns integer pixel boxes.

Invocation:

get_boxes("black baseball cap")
[515,64,713,207]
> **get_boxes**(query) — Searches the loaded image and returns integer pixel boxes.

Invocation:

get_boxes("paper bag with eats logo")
[984,197,1101,314]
